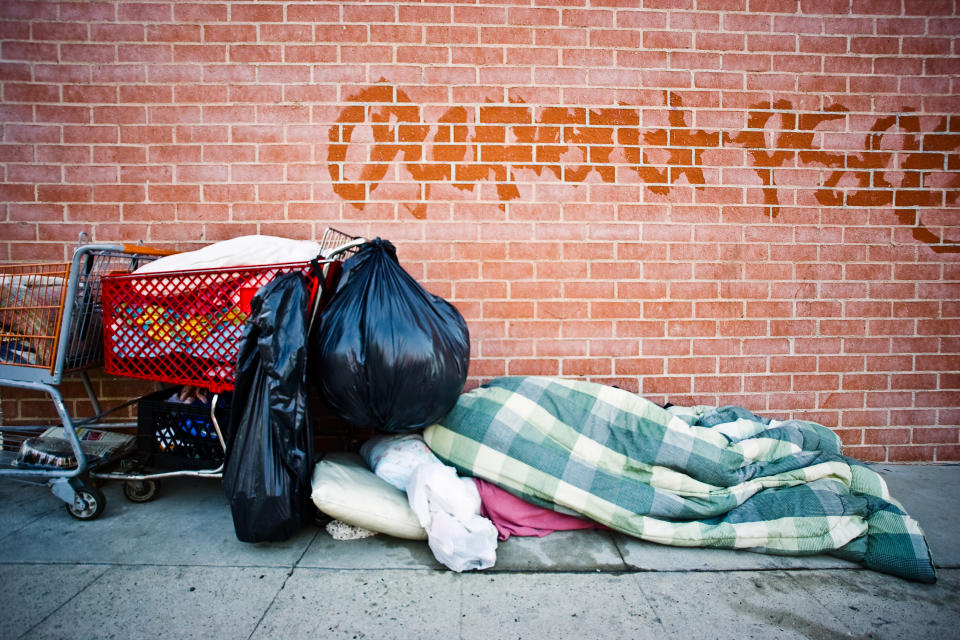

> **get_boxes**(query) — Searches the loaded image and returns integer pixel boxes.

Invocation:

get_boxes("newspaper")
[15,426,135,469]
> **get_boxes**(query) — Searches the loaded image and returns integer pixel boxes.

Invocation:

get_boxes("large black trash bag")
[222,272,314,543]
[312,238,470,433]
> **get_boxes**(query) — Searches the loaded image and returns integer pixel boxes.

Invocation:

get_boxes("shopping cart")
[95,228,366,502]
[0,236,173,519]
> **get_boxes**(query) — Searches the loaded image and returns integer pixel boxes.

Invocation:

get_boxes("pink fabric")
[473,478,605,541]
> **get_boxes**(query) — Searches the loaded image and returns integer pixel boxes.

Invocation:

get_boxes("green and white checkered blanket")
[423,376,936,583]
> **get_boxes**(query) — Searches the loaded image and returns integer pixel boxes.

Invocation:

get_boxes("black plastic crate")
[136,388,230,469]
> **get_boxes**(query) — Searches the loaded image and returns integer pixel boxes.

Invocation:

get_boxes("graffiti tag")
[328,83,959,253]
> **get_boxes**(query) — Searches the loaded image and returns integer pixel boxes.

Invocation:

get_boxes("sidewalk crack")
[17,564,111,640]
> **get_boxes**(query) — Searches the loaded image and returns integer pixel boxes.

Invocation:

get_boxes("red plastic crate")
[102,260,340,393]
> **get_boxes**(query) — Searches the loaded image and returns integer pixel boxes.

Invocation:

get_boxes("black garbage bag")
[312,238,469,433]
[222,272,314,543]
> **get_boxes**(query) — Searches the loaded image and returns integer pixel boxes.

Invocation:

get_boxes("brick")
[642,376,692,395]
[229,44,281,63]
[399,5,451,23]
[229,3,281,22]
[341,45,392,63]
[174,3,227,21]
[93,185,145,203]
[148,185,200,203]
[913,427,959,444]
[118,44,172,63]
[887,446,937,462]
[367,25,421,45]
[864,428,911,445]
[590,338,640,357]
[506,358,560,376]
[840,445,885,462]
[509,7,559,26]
[4,125,59,144]
[2,1,58,19]
[0,184,37,202]
[64,165,117,184]
[37,185,91,203]
[0,61,31,84]
[916,390,960,408]
[204,25,257,43]
[2,42,59,62]
[280,4,335,21]
[668,356,717,374]
[695,376,743,393]
[119,161,170,181]
[561,358,613,376]
[841,410,889,428]
[398,46,449,64]
[936,446,960,462]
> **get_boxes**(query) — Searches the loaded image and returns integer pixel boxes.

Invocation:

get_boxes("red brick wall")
[1,0,958,462]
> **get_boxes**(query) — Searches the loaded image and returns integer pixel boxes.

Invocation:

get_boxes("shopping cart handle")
[322,238,368,259]
[121,244,178,257]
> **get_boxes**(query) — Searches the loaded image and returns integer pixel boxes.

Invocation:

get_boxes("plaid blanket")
[423,376,936,583]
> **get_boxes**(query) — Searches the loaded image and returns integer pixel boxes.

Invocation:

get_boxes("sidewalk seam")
[244,526,320,640]
[627,571,674,637]
[784,571,859,638]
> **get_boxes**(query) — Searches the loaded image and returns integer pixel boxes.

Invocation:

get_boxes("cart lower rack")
[0,240,171,519]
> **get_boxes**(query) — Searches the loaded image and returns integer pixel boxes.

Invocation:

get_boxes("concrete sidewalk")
[0,464,957,639]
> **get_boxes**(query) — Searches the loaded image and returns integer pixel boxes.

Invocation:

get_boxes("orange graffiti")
[723,100,847,215]
[643,91,720,195]
[813,111,960,251]
[328,83,960,252]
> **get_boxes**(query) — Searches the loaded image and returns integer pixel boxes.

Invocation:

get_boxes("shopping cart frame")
[0,237,173,519]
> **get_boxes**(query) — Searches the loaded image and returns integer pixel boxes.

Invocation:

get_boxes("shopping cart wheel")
[123,479,159,503]
[66,485,106,521]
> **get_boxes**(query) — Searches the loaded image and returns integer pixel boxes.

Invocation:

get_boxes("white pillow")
[310,452,427,540]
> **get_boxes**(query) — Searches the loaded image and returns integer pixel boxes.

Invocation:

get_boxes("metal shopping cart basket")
[0,236,173,520]
[95,228,366,503]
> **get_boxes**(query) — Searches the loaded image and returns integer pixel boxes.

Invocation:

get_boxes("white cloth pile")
[311,434,498,572]
[360,434,498,572]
